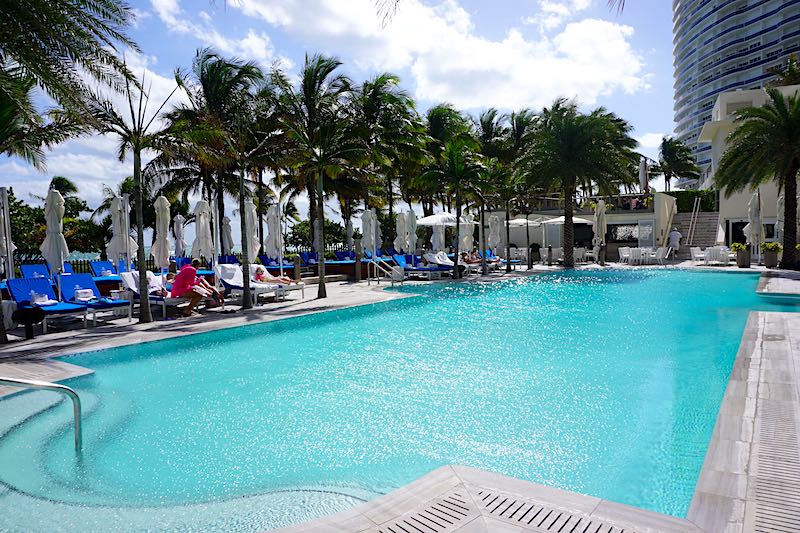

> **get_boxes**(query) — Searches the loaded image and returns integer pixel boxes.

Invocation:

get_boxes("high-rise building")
[672,0,800,189]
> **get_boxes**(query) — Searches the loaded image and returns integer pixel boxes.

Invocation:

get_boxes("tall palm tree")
[0,0,136,112]
[419,139,483,278]
[522,98,636,268]
[278,54,360,298]
[490,164,525,273]
[657,136,698,191]
[769,54,800,87]
[90,74,180,323]
[715,87,800,269]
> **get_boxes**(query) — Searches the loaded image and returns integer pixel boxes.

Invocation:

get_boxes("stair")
[671,211,720,259]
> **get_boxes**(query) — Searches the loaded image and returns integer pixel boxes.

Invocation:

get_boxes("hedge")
[664,190,717,213]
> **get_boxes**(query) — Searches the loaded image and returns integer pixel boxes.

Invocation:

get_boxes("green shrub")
[761,242,782,253]
[665,190,716,212]
[730,242,746,252]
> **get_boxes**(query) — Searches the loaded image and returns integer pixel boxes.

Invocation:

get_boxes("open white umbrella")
[40,189,70,275]
[0,188,15,278]
[593,200,607,246]
[431,224,445,251]
[245,199,261,262]
[541,215,593,225]
[173,214,186,258]
[192,200,214,259]
[417,212,457,227]
[405,210,417,253]
[459,215,473,252]
[106,195,136,271]
[394,211,407,253]
[151,196,171,269]
[487,215,501,251]
[264,204,281,261]
[220,216,234,255]
[507,218,540,227]
[638,157,649,193]
[361,209,376,254]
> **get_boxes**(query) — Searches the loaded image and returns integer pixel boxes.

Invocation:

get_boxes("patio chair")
[59,273,132,326]
[215,264,282,305]
[20,263,51,279]
[653,247,668,265]
[90,260,117,276]
[7,277,87,333]
[393,254,443,280]
[689,247,705,265]
[248,264,306,299]
[120,271,189,318]
[618,247,631,264]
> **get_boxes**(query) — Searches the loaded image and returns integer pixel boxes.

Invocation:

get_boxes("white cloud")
[231,0,647,110]
[636,132,665,149]
[527,0,593,31]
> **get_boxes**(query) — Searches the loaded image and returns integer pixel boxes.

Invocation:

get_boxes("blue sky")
[1,0,676,235]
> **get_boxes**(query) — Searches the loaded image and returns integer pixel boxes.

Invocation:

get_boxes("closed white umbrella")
[245,198,261,262]
[776,189,785,244]
[0,188,15,278]
[394,211,407,253]
[220,216,234,255]
[487,215,501,251]
[264,204,281,260]
[191,200,214,259]
[151,196,171,269]
[374,211,382,252]
[106,194,137,271]
[173,214,186,258]
[459,215,473,252]
[431,224,445,251]
[593,200,607,246]
[40,189,70,275]
[416,212,457,226]
[361,209,376,254]
[346,218,354,250]
[639,157,649,193]
[405,210,417,253]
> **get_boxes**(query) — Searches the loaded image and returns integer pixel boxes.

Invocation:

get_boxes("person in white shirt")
[668,227,682,255]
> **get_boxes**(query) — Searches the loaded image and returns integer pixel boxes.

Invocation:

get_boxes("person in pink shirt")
[171,259,221,316]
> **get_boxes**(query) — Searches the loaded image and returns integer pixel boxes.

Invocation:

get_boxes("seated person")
[461,252,482,265]
[150,272,176,297]
[171,259,222,316]
[253,265,298,285]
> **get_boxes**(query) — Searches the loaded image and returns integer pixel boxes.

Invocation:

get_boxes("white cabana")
[487,215,501,251]
[264,204,281,261]
[0,187,15,278]
[106,194,136,271]
[405,210,417,252]
[394,211,407,253]
[541,215,593,225]
[192,200,214,259]
[220,216,234,256]
[361,209,377,254]
[639,157,649,193]
[173,214,186,258]
[417,212,457,227]
[245,199,261,262]
[458,215,473,252]
[151,196,171,269]
[40,189,70,275]
[431,224,446,251]
[593,200,608,246]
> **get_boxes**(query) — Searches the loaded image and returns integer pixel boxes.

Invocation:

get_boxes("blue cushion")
[20,264,50,279]
[90,260,117,276]
[59,273,101,300]
[392,254,408,268]
[62,262,74,274]
[8,277,57,303]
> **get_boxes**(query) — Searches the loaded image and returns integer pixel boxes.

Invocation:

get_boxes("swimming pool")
[0,270,795,531]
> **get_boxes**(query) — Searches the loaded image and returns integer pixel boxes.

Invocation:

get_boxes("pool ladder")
[0,377,82,453]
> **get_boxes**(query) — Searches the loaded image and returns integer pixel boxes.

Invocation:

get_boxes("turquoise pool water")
[1,270,796,531]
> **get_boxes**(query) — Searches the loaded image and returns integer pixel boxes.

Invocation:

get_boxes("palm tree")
[657,136,699,191]
[521,98,637,268]
[0,0,136,112]
[419,139,483,278]
[715,87,800,269]
[278,54,360,298]
[769,54,800,87]
[90,74,180,323]
[490,163,524,273]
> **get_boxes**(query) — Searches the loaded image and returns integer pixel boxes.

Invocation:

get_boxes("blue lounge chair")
[59,273,132,326]
[90,260,117,276]
[62,262,75,274]
[218,254,239,265]
[334,250,349,261]
[7,277,87,333]
[392,254,444,280]
[20,263,50,279]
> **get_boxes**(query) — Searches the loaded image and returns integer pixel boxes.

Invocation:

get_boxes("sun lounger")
[20,263,51,279]
[90,260,117,276]
[120,271,188,318]
[392,254,444,280]
[215,264,282,304]
[7,277,87,333]
[248,265,305,298]
[59,273,132,326]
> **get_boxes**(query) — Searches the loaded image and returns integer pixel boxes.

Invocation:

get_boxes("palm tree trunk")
[307,183,317,251]
[563,181,575,268]
[505,201,512,273]
[779,159,800,269]
[525,213,531,269]
[239,164,252,309]
[316,169,327,298]
[134,148,152,323]
[454,186,461,279]
[480,202,487,275]
[216,174,225,239]
[387,175,394,241]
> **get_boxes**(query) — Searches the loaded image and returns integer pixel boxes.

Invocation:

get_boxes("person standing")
[667,227,682,257]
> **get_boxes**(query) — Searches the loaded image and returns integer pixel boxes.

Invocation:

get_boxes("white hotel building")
[673,0,800,189]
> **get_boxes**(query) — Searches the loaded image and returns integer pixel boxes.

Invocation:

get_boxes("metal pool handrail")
[0,377,82,453]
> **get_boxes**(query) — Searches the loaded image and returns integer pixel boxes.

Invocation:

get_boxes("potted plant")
[731,242,750,268]
[761,242,782,268]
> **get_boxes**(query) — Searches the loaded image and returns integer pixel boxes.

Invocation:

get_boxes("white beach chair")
[653,247,667,265]
[215,264,281,304]
[120,271,189,317]
[618,247,631,264]
[248,264,306,299]
[690,247,705,265]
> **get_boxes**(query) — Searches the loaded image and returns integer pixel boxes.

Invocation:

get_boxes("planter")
[764,250,779,269]
[736,250,750,268]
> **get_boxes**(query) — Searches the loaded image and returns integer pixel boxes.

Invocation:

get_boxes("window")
[608,224,639,244]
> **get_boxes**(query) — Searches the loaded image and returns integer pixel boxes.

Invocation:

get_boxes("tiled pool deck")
[1,268,799,532]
